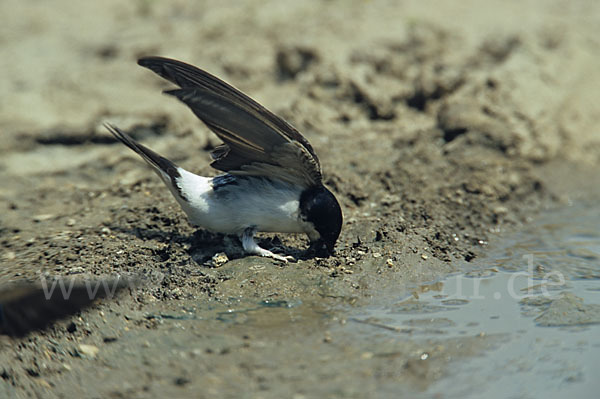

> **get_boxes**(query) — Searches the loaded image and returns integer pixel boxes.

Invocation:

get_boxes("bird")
[105,57,342,263]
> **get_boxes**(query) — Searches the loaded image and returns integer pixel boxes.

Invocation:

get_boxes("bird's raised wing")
[138,56,322,188]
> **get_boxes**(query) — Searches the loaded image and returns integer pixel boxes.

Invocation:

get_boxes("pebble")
[190,348,203,357]
[421,254,429,260]
[174,377,190,386]
[67,267,85,274]
[33,214,54,222]
[210,252,229,267]
[34,379,52,389]
[77,344,99,359]
[493,206,509,216]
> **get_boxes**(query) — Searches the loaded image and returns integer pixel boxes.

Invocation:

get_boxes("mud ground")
[1,0,599,398]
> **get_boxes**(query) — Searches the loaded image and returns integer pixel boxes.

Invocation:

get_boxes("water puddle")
[351,203,600,398]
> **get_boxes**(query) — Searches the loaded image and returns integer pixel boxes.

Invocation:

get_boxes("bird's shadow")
[109,226,311,265]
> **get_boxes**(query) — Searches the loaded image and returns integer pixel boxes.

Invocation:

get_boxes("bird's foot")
[241,228,295,263]
[259,249,296,263]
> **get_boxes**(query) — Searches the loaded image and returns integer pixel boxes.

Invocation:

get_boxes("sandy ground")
[1,0,599,397]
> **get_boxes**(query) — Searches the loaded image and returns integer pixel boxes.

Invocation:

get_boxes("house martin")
[105,57,342,262]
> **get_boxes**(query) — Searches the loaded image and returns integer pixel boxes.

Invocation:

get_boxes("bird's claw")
[266,253,296,263]
[240,229,295,263]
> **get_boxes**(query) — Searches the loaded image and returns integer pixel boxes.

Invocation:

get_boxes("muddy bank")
[1,0,599,397]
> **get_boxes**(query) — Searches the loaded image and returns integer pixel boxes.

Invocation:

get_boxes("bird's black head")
[299,186,343,257]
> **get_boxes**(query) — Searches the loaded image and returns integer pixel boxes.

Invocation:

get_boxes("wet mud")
[1,0,599,397]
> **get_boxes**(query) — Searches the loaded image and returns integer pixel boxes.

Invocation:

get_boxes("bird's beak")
[308,239,335,258]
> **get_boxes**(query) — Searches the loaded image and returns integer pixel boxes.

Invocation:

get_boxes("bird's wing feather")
[138,56,322,187]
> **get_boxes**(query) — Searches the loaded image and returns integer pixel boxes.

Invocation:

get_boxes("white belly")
[173,170,304,235]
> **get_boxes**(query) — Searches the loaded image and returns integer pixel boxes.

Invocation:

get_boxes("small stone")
[190,348,203,357]
[386,258,394,267]
[34,379,52,389]
[481,185,494,196]
[77,344,99,359]
[210,252,229,268]
[66,322,77,333]
[66,218,76,226]
[67,267,85,274]
[493,206,509,216]
[33,214,54,222]
[373,252,382,258]
[174,377,190,386]
[421,254,429,260]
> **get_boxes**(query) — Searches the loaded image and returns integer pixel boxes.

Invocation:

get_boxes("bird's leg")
[241,227,295,263]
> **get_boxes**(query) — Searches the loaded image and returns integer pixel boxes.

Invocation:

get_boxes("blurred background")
[1,0,599,160]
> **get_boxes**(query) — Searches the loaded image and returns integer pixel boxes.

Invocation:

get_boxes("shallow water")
[351,203,600,398]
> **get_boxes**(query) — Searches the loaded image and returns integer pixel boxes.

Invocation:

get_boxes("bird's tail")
[104,123,186,199]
